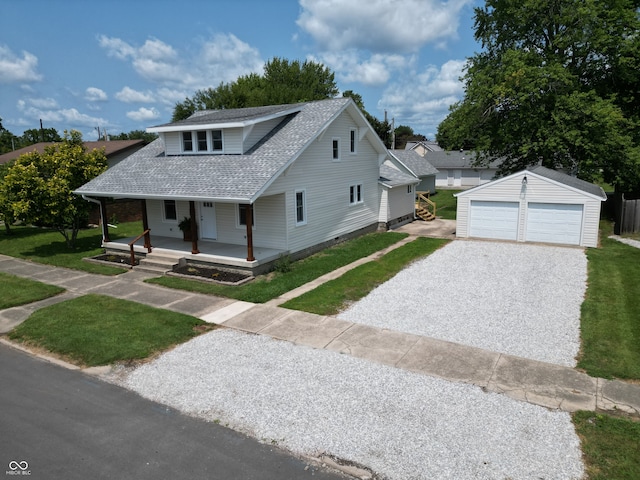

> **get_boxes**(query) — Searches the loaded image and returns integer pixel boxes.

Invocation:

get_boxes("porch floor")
[104,235,287,269]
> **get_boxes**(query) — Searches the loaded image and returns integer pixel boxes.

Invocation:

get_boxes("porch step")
[136,254,181,274]
[416,208,436,221]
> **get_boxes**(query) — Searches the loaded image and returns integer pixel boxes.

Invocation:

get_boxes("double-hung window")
[163,199,177,221]
[238,203,254,227]
[211,130,223,151]
[349,184,363,205]
[295,190,306,225]
[182,132,193,152]
[332,138,340,161]
[350,129,357,154]
[197,131,208,151]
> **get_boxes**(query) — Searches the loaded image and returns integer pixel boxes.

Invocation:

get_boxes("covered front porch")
[104,235,287,275]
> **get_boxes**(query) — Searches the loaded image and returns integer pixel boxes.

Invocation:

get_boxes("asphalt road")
[0,344,345,479]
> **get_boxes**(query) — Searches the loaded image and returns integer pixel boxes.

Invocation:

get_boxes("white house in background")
[455,165,607,247]
[404,140,443,156]
[75,98,418,274]
[426,150,502,188]
[388,149,438,194]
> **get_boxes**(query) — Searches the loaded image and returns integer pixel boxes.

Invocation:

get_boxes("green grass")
[573,411,640,480]
[281,237,449,315]
[148,232,408,303]
[0,221,143,274]
[431,190,462,220]
[8,294,208,367]
[0,272,65,309]
[578,221,640,380]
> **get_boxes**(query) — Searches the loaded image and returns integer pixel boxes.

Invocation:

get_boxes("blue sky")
[1,0,482,141]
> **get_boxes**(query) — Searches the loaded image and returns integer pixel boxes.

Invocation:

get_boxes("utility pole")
[40,119,44,142]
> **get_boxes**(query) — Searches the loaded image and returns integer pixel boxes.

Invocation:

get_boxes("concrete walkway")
[0,250,638,418]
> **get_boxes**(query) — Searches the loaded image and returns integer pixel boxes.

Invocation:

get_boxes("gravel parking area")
[119,329,585,480]
[339,240,588,367]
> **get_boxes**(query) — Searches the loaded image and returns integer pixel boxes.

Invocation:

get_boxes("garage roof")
[455,166,607,200]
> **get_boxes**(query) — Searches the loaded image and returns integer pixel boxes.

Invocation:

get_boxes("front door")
[199,201,217,239]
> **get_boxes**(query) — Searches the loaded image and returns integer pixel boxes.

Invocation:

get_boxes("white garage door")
[526,203,583,245]
[470,201,519,240]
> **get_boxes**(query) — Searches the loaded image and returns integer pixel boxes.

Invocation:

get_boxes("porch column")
[141,199,151,250]
[189,201,200,254]
[99,198,110,243]
[245,204,255,261]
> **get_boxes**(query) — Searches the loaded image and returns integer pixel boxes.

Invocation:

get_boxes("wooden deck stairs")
[416,191,437,221]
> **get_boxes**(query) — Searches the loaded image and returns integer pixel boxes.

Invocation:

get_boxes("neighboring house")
[455,165,607,247]
[388,149,438,194]
[75,98,418,274]
[0,140,146,168]
[426,150,501,188]
[379,160,420,229]
[404,140,443,156]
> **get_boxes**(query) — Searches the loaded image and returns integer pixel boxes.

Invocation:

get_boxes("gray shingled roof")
[150,103,305,129]
[426,151,503,169]
[379,164,419,187]
[389,150,438,177]
[75,98,352,202]
[529,165,607,199]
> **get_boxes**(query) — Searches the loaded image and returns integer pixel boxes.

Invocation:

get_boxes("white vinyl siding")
[263,109,379,254]
[146,200,190,238]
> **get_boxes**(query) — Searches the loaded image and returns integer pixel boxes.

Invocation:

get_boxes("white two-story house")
[75,98,418,274]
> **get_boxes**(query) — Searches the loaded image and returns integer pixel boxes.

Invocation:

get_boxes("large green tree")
[436,0,640,191]
[2,130,107,248]
[173,58,339,121]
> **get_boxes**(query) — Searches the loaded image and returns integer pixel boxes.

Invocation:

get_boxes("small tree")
[2,130,107,248]
[0,161,15,234]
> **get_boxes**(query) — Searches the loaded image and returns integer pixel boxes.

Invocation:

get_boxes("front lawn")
[281,237,448,315]
[578,221,640,380]
[148,232,408,303]
[574,411,640,480]
[8,294,208,367]
[0,222,143,275]
[0,272,65,309]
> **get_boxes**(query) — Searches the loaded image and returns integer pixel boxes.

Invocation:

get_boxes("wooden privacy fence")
[619,194,640,234]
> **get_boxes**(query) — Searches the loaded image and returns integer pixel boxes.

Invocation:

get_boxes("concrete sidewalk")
[1,253,638,418]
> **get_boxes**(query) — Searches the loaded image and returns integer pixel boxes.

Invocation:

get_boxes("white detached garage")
[455,165,607,247]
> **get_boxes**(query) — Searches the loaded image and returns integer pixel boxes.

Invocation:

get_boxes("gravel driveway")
[114,239,588,479]
[120,330,584,480]
[339,240,588,367]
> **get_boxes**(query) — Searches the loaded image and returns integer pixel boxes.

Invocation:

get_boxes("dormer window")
[181,129,224,153]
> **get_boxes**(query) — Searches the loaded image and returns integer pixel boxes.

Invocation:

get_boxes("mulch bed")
[172,264,251,284]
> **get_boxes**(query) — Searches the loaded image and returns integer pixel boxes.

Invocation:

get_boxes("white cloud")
[379,59,466,137]
[85,87,108,102]
[126,107,160,122]
[0,44,43,83]
[17,97,109,128]
[156,87,189,105]
[98,33,263,90]
[115,86,155,103]
[297,0,472,53]
[314,50,413,87]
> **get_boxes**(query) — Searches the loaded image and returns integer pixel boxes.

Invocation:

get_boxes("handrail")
[416,192,437,218]
[127,229,151,268]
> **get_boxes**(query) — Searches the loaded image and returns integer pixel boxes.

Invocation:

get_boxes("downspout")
[82,195,109,243]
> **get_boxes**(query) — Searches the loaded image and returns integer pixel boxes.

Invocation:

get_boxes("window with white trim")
[350,129,357,154]
[163,199,177,221]
[349,184,363,205]
[332,138,340,161]
[181,129,224,153]
[238,203,254,227]
[295,190,306,225]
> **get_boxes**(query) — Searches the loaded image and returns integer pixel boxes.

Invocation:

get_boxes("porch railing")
[128,229,152,268]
